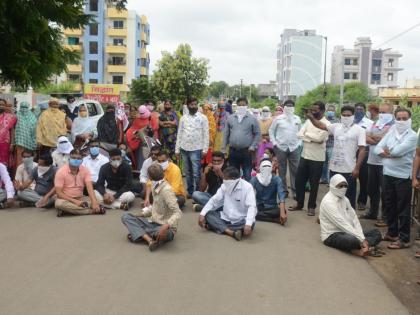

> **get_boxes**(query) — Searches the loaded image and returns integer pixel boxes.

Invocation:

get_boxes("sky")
[128,0,420,86]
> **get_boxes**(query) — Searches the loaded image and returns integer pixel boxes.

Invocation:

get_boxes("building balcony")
[63,28,83,36]
[107,7,128,18]
[67,64,82,73]
[107,27,127,37]
[105,44,127,54]
[107,65,127,73]
[63,44,82,52]
[383,65,403,71]
[140,67,148,76]
[141,32,149,44]
[140,48,147,58]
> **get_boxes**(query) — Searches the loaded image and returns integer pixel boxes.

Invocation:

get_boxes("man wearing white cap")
[52,136,73,168]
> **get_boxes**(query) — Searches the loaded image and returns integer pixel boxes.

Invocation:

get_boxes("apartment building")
[276,29,324,101]
[61,0,150,91]
[330,37,402,88]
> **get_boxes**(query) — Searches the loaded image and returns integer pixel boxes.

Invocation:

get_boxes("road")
[0,196,412,315]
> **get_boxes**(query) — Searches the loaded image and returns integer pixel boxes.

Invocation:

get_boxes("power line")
[374,21,420,49]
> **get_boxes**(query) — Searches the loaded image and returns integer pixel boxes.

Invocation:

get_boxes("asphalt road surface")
[0,196,412,315]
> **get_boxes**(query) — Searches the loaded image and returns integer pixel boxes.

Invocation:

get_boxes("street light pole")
[240,79,243,97]
[339,48,344,109]
[323,36,328,99]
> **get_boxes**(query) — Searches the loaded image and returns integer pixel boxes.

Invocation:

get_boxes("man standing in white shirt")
[291,101,330,216]
[307,105,366,209]
[269,100,301,198]
[320,174,383,257]
[175,98,209,197]
[82,140,109,185]
[354,103,373,210]
[198,166,257,241]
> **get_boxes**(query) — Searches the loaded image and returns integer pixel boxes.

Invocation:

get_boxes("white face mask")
[223,179,239,192]
[110,159,122,168]
[284,106,295,116]
[378,113,393,126]
[160,161,169,171]
[22,157,34,170]
[236,106,248,116]
[257,165,273,186]
[330,186,347,198]
[37,166,50,177]
[395,118,412,134]
[341,116,354,127]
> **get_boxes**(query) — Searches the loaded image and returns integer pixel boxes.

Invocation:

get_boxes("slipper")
[288,206,303,211]
[368,250,383,257]
[375,221,388,228]
[387,241,410,249]
[382,234,398,242]
[415,251,420,259]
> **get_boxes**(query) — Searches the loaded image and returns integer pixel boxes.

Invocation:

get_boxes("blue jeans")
[321,147,333,183]
[192,191,212,206]
[181,149,202,195]
[330,171,357,209]
[228,148,253,182]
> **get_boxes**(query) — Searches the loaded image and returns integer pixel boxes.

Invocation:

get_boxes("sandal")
[415,251,420,259]
[368,249,383,257]
[94,206,106,215]
[288,205,303,211]
[387,241,410,249]
[382,234,398,242]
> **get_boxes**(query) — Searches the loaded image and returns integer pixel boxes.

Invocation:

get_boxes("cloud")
[128,0,420,86]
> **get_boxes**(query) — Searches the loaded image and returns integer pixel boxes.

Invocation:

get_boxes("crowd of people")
[0,96,418,270]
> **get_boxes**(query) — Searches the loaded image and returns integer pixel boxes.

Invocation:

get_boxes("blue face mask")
[354,111,365,123]
[69,158,83,168]
[326,111,335,119]
[90,146,100,156]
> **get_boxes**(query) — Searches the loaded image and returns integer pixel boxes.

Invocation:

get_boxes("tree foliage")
[208,81,229,99]
[252,98,278,111]
[36,81,78,94]
[151,44,209,108]
[128,76,155,105]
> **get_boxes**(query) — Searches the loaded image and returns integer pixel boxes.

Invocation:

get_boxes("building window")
[344,58,351,65]
[352,73,358,80]
[112,76,123,84]
[89,23,98,36]
[345,58,358,66]
[137,58,140,66]
[68,74,80,81]
[388,58,394,67]
[344,73,350,80]
[113,20,124,29]
[89,60,98,73]
[67,37,79,45]
[371,73,381,83]
[110,56,125,65]
[137,40,140,47]
[89,42,98,54]
[141,41,146,48]
[372,59,381,67]
[387,73,394,81]
[89,79,98,83]
[137,22,140,30]
[113,38,124,46]
[352,59,358,66]
[89,0,98,11]
[141,58,147,67]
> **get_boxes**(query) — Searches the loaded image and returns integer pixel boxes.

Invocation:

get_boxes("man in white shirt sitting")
[198,166,257,241]
[139,145,161,197]
[82,140,108,185]
[14,150,37,199]
[0,162,15,209]
[319,174,383,257]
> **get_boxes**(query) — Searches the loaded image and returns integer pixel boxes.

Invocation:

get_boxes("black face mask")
[312,112,322,119]
[164,107,172,112]
[0,108,4,113]
[188,108,198,115]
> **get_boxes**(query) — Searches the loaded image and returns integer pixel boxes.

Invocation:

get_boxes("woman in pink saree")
[0,99,17,167]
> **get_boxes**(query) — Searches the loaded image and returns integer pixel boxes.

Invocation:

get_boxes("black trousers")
[383,175,412,243]
[295,158,324,209]
[256,205,280,223]
[357,151,369,206]
[324,229,382,252]
[366,164,384,219]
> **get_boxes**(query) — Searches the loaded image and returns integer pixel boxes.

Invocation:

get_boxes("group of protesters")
[0,96,418,273]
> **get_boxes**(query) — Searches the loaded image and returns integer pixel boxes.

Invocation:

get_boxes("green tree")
[128,76,155,105]
[151,44,209,109]
[252,98,278,111]
[343,82,371,104]
[208,81,229,99]
[36,81,78,94]
[0,0,126,88]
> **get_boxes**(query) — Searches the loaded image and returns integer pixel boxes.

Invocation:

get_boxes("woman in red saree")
[0,99,17,168]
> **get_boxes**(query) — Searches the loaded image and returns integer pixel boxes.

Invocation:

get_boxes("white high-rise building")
[276,29,324,101]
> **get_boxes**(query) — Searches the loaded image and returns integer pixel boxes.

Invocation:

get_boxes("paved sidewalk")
[0,202,409,315]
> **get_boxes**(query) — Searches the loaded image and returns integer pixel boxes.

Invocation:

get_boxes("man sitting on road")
[95,148,135,211]
[52,136,73,168]
[0,162,15,209]
[139,145,161,196]
[14,150,37,205]
[144,150,186,207]
[192,151,226,212]
[198,166,257,241]
[121,164,182,252]
[54,149,104,216]
[82,139,108,185]
[15,153,57,208]
[250,159,287,224]
[319,174,383,257]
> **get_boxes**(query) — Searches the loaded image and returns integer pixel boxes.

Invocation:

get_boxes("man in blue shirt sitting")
[250,159,287,225]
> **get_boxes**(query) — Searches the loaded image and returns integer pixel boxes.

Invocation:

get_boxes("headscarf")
[260,106,272,121]
[71,106,96,143]
[256,160,273,186]
[138,105,151,119]
[329,174,348,199]
[56,136,73,154]
[203,104,216,146]
[97,106,118,144]
[225,101,233,114]
[252,108,261,120]
[15,102,37,150]
[115,102,129,131]
[36,106,67,147]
